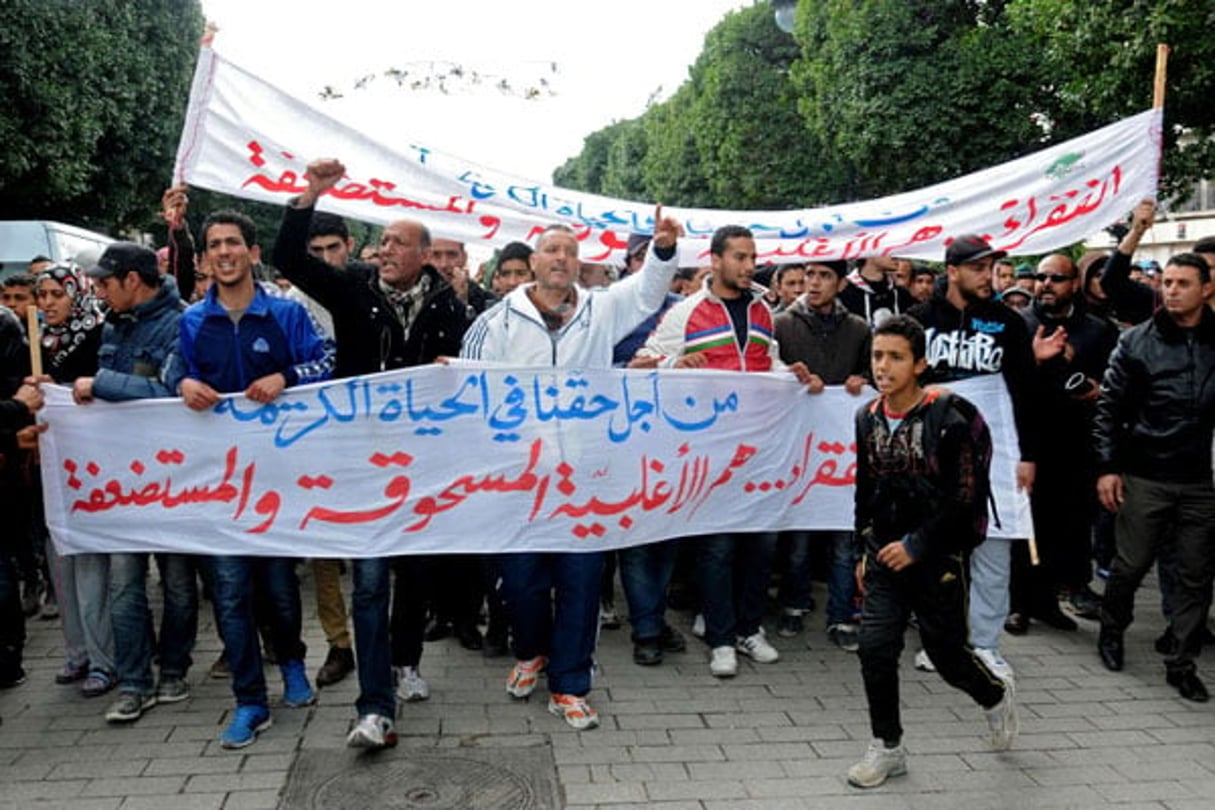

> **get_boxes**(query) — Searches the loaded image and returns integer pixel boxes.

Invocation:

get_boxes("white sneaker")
[913,649,936,672]
[736,630,780,663]
[395,666,430,702]
[984,679,1018,751]
[691,613,705,639]
[346,713,397,749]
[709,645,737,677]
[847,739,908,788]
[974,647,1014,684]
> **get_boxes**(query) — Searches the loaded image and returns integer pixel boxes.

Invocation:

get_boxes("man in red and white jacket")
[636,225,817,677]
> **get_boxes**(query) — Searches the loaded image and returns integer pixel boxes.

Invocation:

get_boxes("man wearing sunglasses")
[1006,255,1118,636]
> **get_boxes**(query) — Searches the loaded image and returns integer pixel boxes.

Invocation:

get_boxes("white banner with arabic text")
[174,41,1160,266]
[40,366,1029,557]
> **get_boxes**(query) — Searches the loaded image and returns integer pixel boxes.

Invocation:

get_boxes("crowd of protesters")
[1,178,1213,788]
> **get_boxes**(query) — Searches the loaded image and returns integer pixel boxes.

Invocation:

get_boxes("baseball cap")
[945,234,1007,267]
[86,242,160,284]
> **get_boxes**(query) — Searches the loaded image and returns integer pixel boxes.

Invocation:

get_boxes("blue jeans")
[824,531,859,626]
[698,532,777,648]
[619,540,677,641]
[209,556,305,708]
[350,557,394,718]
[110,553,198,694]
[497,552,602,696]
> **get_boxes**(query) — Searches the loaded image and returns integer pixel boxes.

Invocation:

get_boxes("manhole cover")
[281,747,561,810]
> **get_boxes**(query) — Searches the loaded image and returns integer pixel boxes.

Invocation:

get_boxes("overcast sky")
[199,0,756,183]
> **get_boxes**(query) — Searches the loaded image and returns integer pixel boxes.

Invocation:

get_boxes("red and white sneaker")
[506,656,547,698]
[548,693,600,730]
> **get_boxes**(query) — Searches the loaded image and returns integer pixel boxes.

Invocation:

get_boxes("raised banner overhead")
[175,39,1160,266]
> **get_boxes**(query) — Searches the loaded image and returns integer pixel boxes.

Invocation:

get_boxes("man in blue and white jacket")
[179,211,330,750]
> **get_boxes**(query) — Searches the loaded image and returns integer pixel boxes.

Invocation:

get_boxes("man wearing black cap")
[908,234,1041,684]
[72,242,198,726]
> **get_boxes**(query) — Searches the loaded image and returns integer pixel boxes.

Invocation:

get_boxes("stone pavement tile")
[1146,726,1215,744]
[671,727,759,745]
[562,780,648,805]
[83,776,187,797]
[611,762,690,782]
[686,760,786,781]
[903,785,1106,808]
[598,802,703,810]
[999,732,1081,750]
[703,711,793,728]
[0,801,118,810]
[0,778,87,802]
[0,759,54,780]
[617,713,707,730]
[721,742,813,761]
[556,763,591,783]
[1161,710,1215,727]
[144,755,243,776]
[646,777,748,801]
[742,774,850,798]
[1088,711,1177,730]
[1167,802,1215,810]
[119,795,226,810]
[1023,700,1112,718]
[703,800,808,810]
[756,724,852,743]
[552,744,631,765]
[186,772,286,793]
[217,789,281,810]
[630,744,726,763]
[48,759,148,779]
[1092,780,1200,803]
[919,768,1040,791]
[960,749,1070,771]
[778,757,857,779]
[1116,759,1215,780]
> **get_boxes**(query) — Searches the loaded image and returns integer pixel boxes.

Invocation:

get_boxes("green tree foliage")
[1008,0,1215,202]
[0,0,203,233]
[556,0,1215,212]
[688,3,840,208]
[793,0,1046,201]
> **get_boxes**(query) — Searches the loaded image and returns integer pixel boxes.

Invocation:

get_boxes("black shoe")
[633,639,663,666]
[456,623,484,651]
[1155,628,1179,656]
[1166,669,1210,702]
[1098,631,1124,672]
[1067,588,1102,621]
[0,666,27,689]
[659,624,686,654]
[1003,612,1029,635]
[423,618,453,642]
[315,646,355,687]
[1033,607,1078,632]
[482,625,509,658]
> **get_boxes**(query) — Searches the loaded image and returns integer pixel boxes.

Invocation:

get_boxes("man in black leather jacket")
[1093,252,1215,702]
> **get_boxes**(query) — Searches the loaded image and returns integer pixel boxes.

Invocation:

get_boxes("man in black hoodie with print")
[908,235,1041,683]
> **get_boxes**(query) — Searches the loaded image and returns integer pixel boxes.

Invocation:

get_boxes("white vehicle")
[0,220,114,279]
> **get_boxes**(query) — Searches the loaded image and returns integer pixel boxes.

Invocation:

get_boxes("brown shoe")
[315,646,355,687]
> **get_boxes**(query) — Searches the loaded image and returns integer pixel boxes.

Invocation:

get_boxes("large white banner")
[174,38,1160,266]
[39,367,1029,557]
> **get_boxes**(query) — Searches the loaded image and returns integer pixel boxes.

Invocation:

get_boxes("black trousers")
[858,550,1006,745]
[1100,475,1215,674]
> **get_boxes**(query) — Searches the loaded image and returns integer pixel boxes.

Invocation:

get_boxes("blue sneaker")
[220,704,271,749]
[281,659,316,707]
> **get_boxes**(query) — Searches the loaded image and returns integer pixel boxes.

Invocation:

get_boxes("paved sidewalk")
[2,568,1213,809]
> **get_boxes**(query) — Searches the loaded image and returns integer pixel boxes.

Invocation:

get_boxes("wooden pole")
[1153,44,1170,109]
[26,306,41,377]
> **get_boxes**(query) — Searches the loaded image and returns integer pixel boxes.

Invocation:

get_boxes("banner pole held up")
[27,307,41,378]
[1154,44,1169,109]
